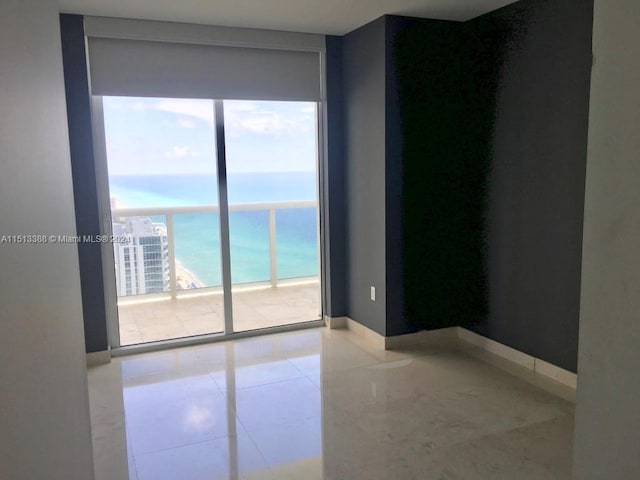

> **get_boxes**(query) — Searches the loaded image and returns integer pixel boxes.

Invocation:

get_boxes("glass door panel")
[101,96,224,345]
[223,100,321,332]
[229,210,270,284]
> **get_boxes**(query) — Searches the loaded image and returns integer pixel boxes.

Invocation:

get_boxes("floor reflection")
[120,330,324,480]
[88,327,576,480]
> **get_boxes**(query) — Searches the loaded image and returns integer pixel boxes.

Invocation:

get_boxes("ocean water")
[110,173,318,286]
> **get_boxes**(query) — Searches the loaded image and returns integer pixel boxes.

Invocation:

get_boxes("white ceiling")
[58,0,519,36]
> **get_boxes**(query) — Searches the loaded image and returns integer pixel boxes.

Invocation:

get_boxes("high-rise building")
[112,217,170,296]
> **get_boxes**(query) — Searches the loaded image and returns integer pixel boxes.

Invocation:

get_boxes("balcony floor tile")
[118,281,321,346]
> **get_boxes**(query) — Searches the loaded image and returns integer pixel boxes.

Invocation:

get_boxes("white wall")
[573,1,640,478]
[0,1,95,479]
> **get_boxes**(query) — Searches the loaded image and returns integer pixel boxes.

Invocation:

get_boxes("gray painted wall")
[469,0,593,372]
[324,35,347,318]
[0,1,95,478]
[60,14,110,354]
[384,16,409,336]
[573,1,640,477]
[342,17,388,335]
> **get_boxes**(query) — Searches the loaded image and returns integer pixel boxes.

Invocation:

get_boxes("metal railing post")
[166,213,177,299]
[269,208,277,287]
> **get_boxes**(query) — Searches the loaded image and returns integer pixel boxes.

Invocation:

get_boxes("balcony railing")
[112,201,318,299]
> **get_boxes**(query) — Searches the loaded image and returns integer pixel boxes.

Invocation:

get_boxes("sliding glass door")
[100,97,224,345]
[224,100,321,332]
[97,96,321,347]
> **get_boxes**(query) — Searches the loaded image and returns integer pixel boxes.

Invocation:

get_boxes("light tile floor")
[117,281,321,345]
[88,327,576,480]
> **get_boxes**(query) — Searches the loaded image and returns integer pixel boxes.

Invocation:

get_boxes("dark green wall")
[338,0,592,375]
[393,17,491,333]
[340,15,488,336]
[340,16,492,336]
[391,0,592,373]
[468,0,593,372]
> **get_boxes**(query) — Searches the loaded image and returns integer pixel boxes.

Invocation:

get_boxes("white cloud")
[131,101,149,111]
[224,100,314,136]
[124,97,313,137]
[178,118,197,129]
[224,101,260,113]
[164,146,201,158]
[155,99,215,126]
[225,110,313,137]
[241,113,296,134]
[104,97,152,111]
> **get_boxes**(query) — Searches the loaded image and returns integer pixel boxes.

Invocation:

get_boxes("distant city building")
[112,216,170,296]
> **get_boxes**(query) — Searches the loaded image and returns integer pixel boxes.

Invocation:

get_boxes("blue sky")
[103,97,317,175]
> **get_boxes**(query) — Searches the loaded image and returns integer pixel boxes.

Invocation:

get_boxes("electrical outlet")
[370,286,376,301]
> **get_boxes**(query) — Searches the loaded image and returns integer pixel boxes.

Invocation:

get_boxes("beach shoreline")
[176,259,206,290]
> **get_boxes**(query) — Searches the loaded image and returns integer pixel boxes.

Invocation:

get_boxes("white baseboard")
[384,327,459,349]
[456,327,577,389]
[533,357,578,389]
[324,315,347,329]
[341,317,457,350]
[336,318,577,390]
[457,327,535,369]
[86,349,111,367]
[344,317,386,350]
